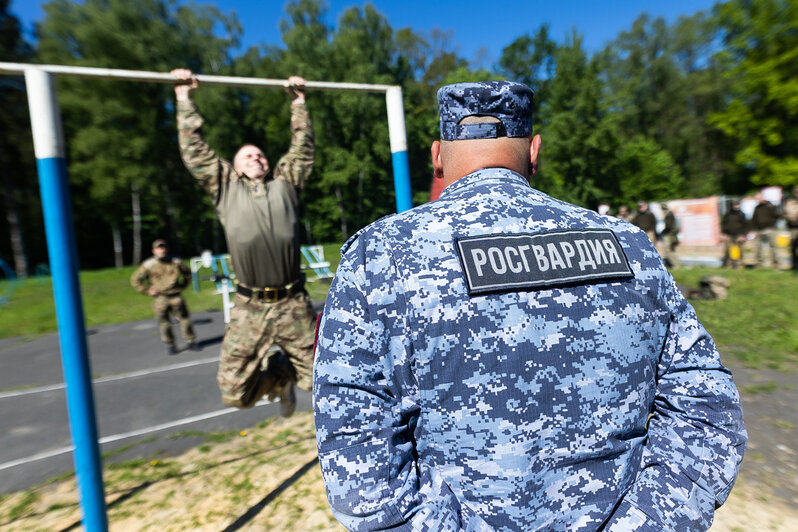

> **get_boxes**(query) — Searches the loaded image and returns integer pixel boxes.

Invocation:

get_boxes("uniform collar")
[437,167,531,200]
[241,173,273,194]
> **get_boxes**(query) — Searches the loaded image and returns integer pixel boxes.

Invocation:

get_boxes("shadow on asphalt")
[195,335,223,349]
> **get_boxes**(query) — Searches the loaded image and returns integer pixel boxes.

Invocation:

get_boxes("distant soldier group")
[608,187,798,271]
[607,201,679,268]
[721,187,798,270]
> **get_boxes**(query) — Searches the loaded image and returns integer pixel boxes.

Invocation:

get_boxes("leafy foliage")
[1,0,796,268]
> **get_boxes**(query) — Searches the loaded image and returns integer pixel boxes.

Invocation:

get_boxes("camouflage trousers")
[153,294,196,347]
[754,228,780,267]
[790,228,798,269]
[723,236,746,268]
[657,235,679,269]
[217,290,316,408]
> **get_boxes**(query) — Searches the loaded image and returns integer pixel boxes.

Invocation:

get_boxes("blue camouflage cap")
[438,81,534,141]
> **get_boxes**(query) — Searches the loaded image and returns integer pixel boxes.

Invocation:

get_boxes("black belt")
[237,281,303,303]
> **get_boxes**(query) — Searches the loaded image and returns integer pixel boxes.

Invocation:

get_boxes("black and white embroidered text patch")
[455,229,634,295]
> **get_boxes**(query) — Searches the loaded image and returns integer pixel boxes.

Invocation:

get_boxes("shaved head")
[432,116,541,188]
[233,144,270,180]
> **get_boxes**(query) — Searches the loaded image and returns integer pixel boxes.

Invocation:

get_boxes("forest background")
[1,0,796,274]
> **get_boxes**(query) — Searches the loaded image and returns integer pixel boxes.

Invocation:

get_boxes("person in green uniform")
[631,201,657,244]
[171,68,315,417]
[131,239,197,355]
[721,200,748,269]
[751,192,780,268]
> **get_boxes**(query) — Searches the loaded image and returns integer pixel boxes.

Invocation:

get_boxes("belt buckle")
[262,287,279,303]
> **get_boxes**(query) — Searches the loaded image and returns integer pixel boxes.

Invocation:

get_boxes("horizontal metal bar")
[0,62,394,93]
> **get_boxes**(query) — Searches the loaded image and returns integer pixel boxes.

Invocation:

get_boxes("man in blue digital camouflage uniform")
[313,81,746,531]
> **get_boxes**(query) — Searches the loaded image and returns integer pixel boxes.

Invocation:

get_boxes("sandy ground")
[1,409,796,531]
[0,412,343,532]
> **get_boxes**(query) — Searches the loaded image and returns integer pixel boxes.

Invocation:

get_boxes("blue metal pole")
[24,68,108,531]
[385,86,413,213]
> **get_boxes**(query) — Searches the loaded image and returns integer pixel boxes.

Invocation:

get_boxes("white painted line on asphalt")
[0,398,275,472]
[0,357,220,399]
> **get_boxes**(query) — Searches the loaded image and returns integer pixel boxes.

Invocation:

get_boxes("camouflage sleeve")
[314,235,487,531]
[603,275,747,531]
[273,102,314,190]
[130,265,150,294]
[176,260,191,290]
[176,98,237,204]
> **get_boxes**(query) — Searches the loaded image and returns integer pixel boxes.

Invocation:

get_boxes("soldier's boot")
[166,344,177,356]
[278,381,296,418]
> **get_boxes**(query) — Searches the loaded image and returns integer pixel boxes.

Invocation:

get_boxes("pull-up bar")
[0,62,395,91]
[1,62,413,532]
[0,62,412,213]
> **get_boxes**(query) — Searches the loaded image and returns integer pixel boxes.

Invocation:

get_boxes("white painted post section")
[24,67,108,531]
[386,86,413,212]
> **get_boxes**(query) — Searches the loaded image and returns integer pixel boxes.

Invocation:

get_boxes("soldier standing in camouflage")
[784,186,798,271]
[721,200,748,269]
[171,68,315,417]
[658,203,679,269]
[631,200,657,243]
[751,192,780,268]
[314,81,746,531]
[131,239,197,355]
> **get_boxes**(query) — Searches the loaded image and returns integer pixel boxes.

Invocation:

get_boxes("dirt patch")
[0,412,344,531]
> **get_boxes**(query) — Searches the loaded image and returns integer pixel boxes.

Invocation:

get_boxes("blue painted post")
[385,86,413,213]
[24,68,108,531]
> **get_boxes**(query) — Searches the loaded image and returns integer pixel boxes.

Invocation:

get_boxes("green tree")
[602,14,711,199]
[0,0,40,277]
[498,24,557,126]
[36,0,240,266]
[710,0,798,188]
[539,32,623,208]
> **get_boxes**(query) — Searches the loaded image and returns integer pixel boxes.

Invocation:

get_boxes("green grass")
[0,242,344,340]
[1,254,795,373]
[671,267,798,370]
[742,382,779,395]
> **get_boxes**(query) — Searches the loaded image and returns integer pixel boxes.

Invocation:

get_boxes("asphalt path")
[0,306,320,494]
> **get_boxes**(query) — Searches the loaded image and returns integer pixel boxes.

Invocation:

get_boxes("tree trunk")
[212,217,221,254]
[335,186,348,242]
[112,223,123,268]
[161,179,183,256]
[304,219,313,244]
[131,184,142,265]
[1,175,28,279]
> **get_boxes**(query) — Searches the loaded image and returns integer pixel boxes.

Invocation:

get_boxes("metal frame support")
[0,62,416,530]
[0,62,414,212]
[24,67,108,531]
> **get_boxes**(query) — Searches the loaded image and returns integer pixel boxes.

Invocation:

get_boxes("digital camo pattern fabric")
[438,81,534,140]
[314,169,746,531]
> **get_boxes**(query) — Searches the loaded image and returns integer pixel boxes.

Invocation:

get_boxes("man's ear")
[431,141,443,179]
[529,134,542,176]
